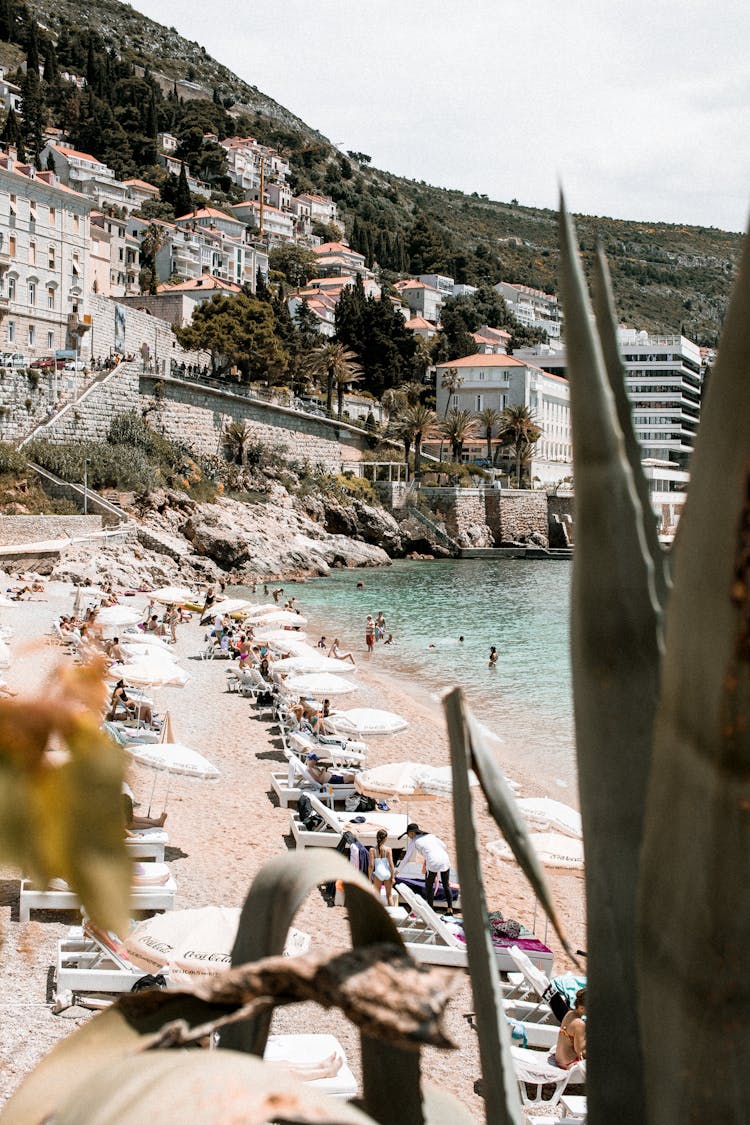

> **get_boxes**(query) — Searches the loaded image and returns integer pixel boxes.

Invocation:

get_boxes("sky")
[131,0,750,233]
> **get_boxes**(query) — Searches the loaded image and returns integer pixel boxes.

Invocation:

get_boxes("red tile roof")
[175,207,243,225]
[313,241,363,257]
[156,275,241,294]
[50,143,103,164]
[435,353,527,369]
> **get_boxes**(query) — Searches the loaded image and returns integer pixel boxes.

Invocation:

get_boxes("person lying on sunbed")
[305,752,355,786]
[122,782,166,832]
[109,680,154,726]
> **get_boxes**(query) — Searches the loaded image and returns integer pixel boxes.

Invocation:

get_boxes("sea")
[279,558,577,793]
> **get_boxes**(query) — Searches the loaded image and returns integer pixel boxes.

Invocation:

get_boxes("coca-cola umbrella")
[325,708,409,737]
[124,907,310,985]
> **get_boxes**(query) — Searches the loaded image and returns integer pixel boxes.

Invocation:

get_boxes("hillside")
[14,0,744,345]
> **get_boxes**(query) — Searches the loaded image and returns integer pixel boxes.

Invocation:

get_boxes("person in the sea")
[384,633,394,645]
[317,636,327,649]
[397,823,454,913]
[489,646,498,668]
[365,615,375,653]
[550,988,586,1070]
[369,828,396,906]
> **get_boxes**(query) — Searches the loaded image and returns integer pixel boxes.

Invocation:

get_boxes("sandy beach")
[0,581,586,1118]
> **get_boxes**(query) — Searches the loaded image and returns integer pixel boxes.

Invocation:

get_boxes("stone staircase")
[404,504,461,553]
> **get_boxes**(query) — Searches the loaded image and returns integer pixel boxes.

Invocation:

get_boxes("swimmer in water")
[489,646,498,668]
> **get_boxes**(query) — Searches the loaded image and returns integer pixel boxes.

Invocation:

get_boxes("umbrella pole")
[162,770,173,811]
[146,769,159,818]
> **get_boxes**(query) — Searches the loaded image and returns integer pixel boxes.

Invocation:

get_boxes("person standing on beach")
[397,823,454,913]
[489,646,498,668]
[365,615,375,654]
[369,829,396,906]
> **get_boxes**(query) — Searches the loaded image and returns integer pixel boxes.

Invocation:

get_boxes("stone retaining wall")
[26,363,141,445]
[139,375,369,470]
[0,514,103,546]
[484,489,549,545]
[86,294,209,372]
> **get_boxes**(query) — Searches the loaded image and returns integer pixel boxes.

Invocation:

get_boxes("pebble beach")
[0,579,586,1118]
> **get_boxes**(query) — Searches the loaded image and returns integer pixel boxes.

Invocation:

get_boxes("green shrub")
[0,442,28,475]
[334,473,377,502]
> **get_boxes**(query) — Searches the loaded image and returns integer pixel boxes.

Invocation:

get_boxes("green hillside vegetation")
[1,0,741,346]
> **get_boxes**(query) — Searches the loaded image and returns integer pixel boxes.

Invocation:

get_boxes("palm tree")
[400,380,425,407]
[381,387,407,422]
[333,362,363,420]
[499,404,542,487]
[440,408,479,462]
[139,222,168,295]
[440,367,463,417]
[476,406,503,463]
[308,343,362,418]
[397,403,437,481]
[224,420,253,467]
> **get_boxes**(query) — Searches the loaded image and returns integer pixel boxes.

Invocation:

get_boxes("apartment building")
[231,199,295,243]
[0,149,92,359]
[433,352,572,484]
[41,143,131,212]
[393,278,444,323]
[495,280,563,339]
[90,212,139,297]
[293,192,340,229]
[0,67,21,113]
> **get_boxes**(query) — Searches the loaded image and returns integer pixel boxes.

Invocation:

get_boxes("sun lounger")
[103,720,161,746]
[288,729,367,767]
[394,885,554,975]
[511,1045,584,1107]
[290,794,407,849]
[19,874,177,923]
[263,1034,357,1099]
[271,748,359,809]
[124,827,168,862]
[56,924,150,996]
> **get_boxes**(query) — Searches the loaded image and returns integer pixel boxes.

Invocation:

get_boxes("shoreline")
[0,579,586,1117]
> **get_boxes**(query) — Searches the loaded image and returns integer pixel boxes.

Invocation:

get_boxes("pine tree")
[254,268,271,302]
[174,160,191,217]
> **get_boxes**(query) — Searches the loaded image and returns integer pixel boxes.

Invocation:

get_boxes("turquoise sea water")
[282,558,576,790]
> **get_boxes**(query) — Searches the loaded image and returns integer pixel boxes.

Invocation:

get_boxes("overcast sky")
[132,0,749,233]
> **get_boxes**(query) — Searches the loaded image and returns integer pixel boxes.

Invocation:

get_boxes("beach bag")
[297,794,324,832]
[543,981,572,1022]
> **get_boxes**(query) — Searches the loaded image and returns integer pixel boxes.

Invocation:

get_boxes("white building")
[0,67,21,113]
[393,278,444,323]
[495,280,563,339]
[418,273,454,297]
[433,352,572,485]
[231,200,295,243]
[293,192,340,230]
[41,143,131,212]
[0,148,93,359]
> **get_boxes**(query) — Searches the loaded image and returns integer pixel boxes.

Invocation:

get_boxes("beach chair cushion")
[264,1034,357,1099]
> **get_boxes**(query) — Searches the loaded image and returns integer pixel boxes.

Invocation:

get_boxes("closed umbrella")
[273,654,358,675]
[283,672,358,697]
[124,907,310,985]
[151,585,195,605]
[326,708,408,737]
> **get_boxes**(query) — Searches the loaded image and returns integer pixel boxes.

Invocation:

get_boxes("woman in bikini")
[552,988,586,1069]
[368,828,396,907]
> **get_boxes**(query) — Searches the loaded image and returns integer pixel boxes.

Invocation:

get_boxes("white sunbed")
[288,729,367,767]
[263,1034,357,1099]
[290,794,407,849]
[511,1045,584,1108]
[124,827,169,862]
[56,924,151,997]
[270,753,357,809]
[394,885,555,976]
[19,872,177,923]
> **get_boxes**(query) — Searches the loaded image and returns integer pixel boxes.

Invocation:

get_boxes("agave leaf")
[223,850,426,1125]
[465,709,575,961]
[51,1050,379,1125]
[590,243,670,609]
[638,224,750,1123]
[559,199,661,1122]
[443,688,523,1125]
[0,662,129,932]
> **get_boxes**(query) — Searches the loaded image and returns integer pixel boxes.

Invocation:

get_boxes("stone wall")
[0,364,92,443]
[414,487,493,548]
[0,514,103,546]
[139,375,369,470]
[86,294,209,372]
[484,489,549,545]
[547,493,575,547]
[24,363,141,445]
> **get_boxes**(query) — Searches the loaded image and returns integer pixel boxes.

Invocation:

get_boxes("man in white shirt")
[398,822,454,914]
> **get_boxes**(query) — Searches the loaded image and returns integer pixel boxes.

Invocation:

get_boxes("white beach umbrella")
[273,654,358,675]
[150,585,195,605]
[97,605,143,627]
[488,832,584,872]
[284,672,359,697]
[113,660,189,688]
[122,632,171,649]
[128,742,220,778]
[254,630,309,647]
[121,645,180,665]
[124,907,310,985]
[250,610,308,628]
[245,603,279,616]
[354,761,477,801]
[200,598,253,623]
[326,708,409,737]
[516,798,582,840]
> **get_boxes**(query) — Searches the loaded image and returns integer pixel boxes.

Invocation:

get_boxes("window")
[475,395,483,411]
[47,331,54,349]
[451,394,459,408]
[28,281,36,306]
[73,215,79,234]
[48,245,55,269]
[7,321,14,342]
[72,252,79,277]
[47,286,55,310]
[7,277,15,301]
[28,325,34,345]
[49,206,56,224]
[9,236,15,257]
[28,242,36,266]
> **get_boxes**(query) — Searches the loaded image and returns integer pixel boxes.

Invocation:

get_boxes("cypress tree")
[20,69,44,159]
[0,0,14,43]
[42,37,57,82]
[174,160,192,216]
[1,104,22,150]
[25,17,39,74]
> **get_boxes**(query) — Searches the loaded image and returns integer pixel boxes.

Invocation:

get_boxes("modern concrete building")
[495,280,563,339]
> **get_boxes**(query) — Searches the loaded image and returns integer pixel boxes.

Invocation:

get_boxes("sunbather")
[305,752,352,787]
[328,639,355,665]
[122,782,167,831]
[550,988,586,1069]
[369,828,395,906]
[109,680,154,726]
